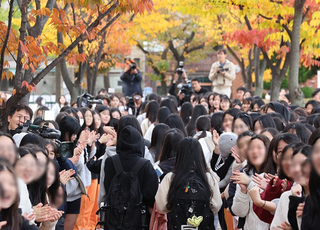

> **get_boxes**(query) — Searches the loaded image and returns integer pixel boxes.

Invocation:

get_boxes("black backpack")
[104,155,148,230]
[168,171,215,230]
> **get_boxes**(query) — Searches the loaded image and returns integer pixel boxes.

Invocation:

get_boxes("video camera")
[217,66,230,73]
[15,120,61,139]
[77,92,103,108]
[177,80,192,97]
[176,61,184,75]
[126,95,141,108]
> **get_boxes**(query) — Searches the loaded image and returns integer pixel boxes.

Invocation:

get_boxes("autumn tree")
[130,0,209,95]
[0,0,153,129]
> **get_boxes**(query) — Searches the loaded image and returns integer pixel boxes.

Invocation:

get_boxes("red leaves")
[21,81,36,92]
[225,28,277,51]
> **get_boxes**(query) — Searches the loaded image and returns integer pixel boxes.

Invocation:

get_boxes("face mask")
[79,118,84,126]
[119,106,124,113]
[265,94,270,100]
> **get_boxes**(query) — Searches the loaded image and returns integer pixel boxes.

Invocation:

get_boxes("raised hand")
[296,202,305,218]
[0,221,6,229]
[291,184,302,197]
[33,203,51,222]
[230,171,250,193]
[59,169,75,185]
[252,173,270,190]
[212,130,219,149]
[231,147,245,164]
[248,186,263,207]
[22,212,35,221]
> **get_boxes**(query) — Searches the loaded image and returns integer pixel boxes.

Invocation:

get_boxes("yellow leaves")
[12,89,16,96]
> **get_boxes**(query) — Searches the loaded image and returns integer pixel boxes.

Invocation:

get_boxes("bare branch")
[186,43,205,54]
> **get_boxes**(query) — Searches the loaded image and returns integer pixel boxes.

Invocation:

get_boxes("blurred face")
[233,118,249,136]
[238,136,251,159]
[301,162,311,187]
[312,139,320,175]
[242,102,250,112]
[111,97,120,108]
[134,95,142,105]
[261,131,274,141]
[46,144,55,160]
[217,51,227,62]
[247,139,266,170]
[77,111,83,119]
[222,114,233,132]
[237,90,245,101]
[71,133,77,142]
[253,104,260,112]
[47,162,56,188]
[192,81,201,92]
[281,148,294,179]
[100,110,110,125]
[266,107,275,114]
[213,96,220,109]
[36,151,47,179]
[0,170,17,209]
[254,121,264,134]
[291,152,308,183]
[306,104,313,115]
[94,114,101,129]
[84,110,93,127]
[59,96,66,105]
[0,136,16,165]
[8,109,31,130]
[14,154,37,184]
[111,111,121,120]
[220,99,230,112]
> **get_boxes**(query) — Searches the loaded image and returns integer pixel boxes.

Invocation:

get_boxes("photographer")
[120,59,143,97]
[208,48,236,97]
[169,68,191,106]
[127,92,143,117]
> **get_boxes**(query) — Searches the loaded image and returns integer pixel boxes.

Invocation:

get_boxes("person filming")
[120,59,143,97]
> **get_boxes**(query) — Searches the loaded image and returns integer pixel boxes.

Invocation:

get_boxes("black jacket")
[158,158,175,181]
[120,70,142,97]
[103,126,158,208]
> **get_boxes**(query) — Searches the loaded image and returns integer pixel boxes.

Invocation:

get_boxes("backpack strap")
[131,158,148,174]
[112,155,124,175]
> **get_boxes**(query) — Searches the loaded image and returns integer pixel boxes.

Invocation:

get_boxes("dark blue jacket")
[120,70,142,96]
[56,157,78,176]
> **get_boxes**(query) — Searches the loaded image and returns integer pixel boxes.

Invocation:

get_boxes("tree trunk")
[288,0,305,106]
[160,73,167,95]
[270,73,283,101]
[254,47,266,97]
[104,72,109,90]
[55,63,61,102]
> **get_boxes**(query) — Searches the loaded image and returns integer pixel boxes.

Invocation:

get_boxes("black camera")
[77,92,103,108]
[55,140,74,159]
[176,61,184,75]
[130,63,136,70]
[217,66,230,73]
[15,120,61,139]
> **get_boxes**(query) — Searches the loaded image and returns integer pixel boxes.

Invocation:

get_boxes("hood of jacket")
[116,125,145,157]
[269,102,290,123]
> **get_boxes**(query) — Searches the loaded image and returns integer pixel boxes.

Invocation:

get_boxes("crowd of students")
[1,86,320,230]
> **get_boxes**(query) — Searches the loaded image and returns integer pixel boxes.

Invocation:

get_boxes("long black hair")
[145,101,160,123]
[167,138,212,210]
[186,104,207,137]
[47,159,60,205]
[283,122,311,144]
[263,137,278,175]
[253,115,276,131]
[58,116,81,142]
[149,124,170,162]
[246,134,270,174]
[117,115,143,139]
[195,116,211,139]
[164,114,187,137]
[157,107,172,124]
[232,112,252,131]
[80,107,95,131]
[159,129,184,162]
[27,145,48,206]
[20,133,46,149]
[160,98,178,114]
[0,160,23,230]
[180,102,193,126]
[211,111,223,135]
[274,133,301,157]
[302,130,320,227]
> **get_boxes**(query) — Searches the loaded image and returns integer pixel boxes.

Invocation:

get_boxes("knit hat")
[116,125,145,157]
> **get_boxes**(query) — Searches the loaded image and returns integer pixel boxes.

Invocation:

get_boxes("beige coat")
[208,59,236,87]
[155,172,222,214]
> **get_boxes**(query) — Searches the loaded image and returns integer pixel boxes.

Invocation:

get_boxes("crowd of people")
[2,82,320,230]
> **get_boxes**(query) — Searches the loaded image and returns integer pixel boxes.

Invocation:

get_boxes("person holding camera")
[169,67,192,106]
[120,59,143,97]
[208,49,236,97]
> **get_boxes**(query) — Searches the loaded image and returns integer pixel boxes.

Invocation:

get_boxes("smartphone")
[59,141,74,158]
[43,110,55,121]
